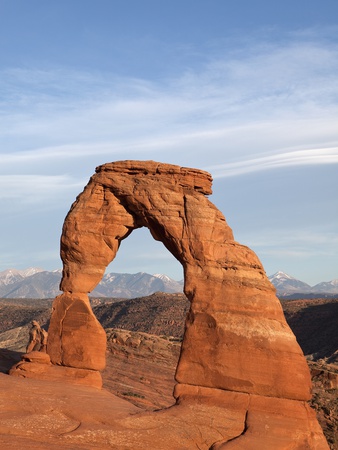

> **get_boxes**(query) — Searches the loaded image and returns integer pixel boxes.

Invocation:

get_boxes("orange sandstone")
[9,160,328,449]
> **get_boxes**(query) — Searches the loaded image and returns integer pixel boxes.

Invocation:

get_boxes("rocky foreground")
[103,326,338,449]
[0,294,337,448]
[0,328,333,449]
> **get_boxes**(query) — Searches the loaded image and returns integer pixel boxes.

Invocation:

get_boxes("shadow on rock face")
[0,348,23,373]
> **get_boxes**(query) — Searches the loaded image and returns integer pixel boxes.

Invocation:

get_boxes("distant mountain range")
[268,271,338,299]
[0,268,337,299]
[0,268,184,299]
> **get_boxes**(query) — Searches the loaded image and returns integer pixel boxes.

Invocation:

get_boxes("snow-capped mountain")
[268,271,312,295]
[0,269,24,286]
[19,268,45,277]
[312,279,338,294]
[0,269,61,298]
[0,268,336,299]
[153,273,184,292]
[93,272,183,298]
[0,268,183,299]
[0,268,45,286]
[268,271,338,298]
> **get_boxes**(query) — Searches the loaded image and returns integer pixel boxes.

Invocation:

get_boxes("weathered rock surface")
[47,292,106,371]
[0,329,333,448]
[8,293,106,387]
[53,160,311,399]
[12,160,328,448]
[2,296,336,447]
[0,373,327,449]
[103,328,181,409]
[9,351,102,389]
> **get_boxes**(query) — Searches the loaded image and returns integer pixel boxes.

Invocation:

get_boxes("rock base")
[9,351,102,389]
[174,384,328,449]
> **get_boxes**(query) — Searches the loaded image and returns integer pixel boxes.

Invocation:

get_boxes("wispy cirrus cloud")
[0,175,84,203]
[206,147,338,178]
[1,29,337,177]
[256,233,338,252]
[0,27,337,282]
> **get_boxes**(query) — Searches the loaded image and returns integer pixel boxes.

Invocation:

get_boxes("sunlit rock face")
[50,160,311,400]
[39,160,329,448]
[47,292,106,372]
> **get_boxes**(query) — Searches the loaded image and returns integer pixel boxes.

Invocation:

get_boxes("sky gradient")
[1,1,337,285]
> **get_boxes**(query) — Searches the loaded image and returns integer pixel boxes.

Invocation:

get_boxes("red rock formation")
[9,351,102,388]
[15,160,328,448]
[53,161,311,398]
[47,293,106,371]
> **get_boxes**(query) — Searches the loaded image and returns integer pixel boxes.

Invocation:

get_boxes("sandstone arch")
[48,160,310,400]
[10,160,328,448]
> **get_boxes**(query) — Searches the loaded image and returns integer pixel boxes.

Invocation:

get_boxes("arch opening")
[105,227,184,287]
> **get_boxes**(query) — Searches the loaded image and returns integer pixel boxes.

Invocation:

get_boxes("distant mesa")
[8,161,329,448]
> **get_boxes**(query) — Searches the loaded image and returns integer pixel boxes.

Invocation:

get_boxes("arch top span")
[55,159,312,402]
[95,160,214,195]
[60,160,236,294]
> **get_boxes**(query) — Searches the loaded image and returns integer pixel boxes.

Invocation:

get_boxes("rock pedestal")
[9,351,102,388]
[47,293,106,371]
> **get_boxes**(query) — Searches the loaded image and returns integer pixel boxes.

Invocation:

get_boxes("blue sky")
[0,0,337,285]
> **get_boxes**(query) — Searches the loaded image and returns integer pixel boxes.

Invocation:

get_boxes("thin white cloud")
[242,228,338,255]
[261,248,336,258]
[205,147,338,178]
[1,29,337,177]
[0,175,85,203]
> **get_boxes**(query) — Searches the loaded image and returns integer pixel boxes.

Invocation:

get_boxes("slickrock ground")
[0,324,334,449]
[1,295,337,447]
[0,343,332,450]
[0,358,327,450]
[0,370,141,449]
[103,329,337,449]
[103,326,337,449]
[0,371,246,449]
